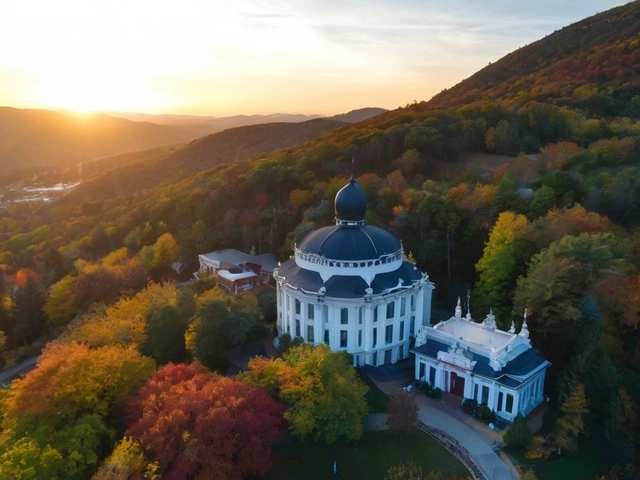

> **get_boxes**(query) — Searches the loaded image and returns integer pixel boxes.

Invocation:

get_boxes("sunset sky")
[0,0,629,116]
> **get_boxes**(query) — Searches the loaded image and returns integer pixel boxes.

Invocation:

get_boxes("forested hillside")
[0,2,639,479]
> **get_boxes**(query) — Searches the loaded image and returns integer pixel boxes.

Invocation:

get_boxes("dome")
[334,177,367,223]
[297,224,401,261]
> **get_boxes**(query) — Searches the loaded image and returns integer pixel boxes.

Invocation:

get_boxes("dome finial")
[335,176,367,226]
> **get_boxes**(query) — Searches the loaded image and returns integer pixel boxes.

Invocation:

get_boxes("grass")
[505,437,622,480]
[356,368,390,413]
[264,430,471,480]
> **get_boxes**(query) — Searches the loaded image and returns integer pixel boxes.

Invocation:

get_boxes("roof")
[278,258,423,298]
[218,270,258,281]
[435,318,512,349]
[335,177,367,222]
[199,249,278,272]
[297,224,401,261]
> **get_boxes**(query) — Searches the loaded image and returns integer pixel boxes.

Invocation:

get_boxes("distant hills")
[61,118,347,201]
[107,107,388,137]
[0,106,387,183]
[0,107,195,175]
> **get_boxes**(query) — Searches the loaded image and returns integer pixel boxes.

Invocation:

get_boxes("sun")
[36,69,160,114]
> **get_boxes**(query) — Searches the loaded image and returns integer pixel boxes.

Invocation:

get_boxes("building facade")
[274,177,434,366]
[412,301,550,421]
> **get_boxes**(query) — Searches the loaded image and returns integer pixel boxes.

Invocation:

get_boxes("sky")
[0,0,630,116]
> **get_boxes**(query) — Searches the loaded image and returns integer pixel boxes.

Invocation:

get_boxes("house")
[274,176,434,367]
[197,249,277,294]
[411,300,550,421]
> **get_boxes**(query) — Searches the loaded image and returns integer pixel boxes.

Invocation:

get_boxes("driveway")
[363,361,518,480]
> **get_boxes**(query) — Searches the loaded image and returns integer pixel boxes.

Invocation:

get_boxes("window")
[373,352,377,366]
[497,392,503,412]
[358,330,362,347]
[295,299,300,315]
[324,329,330,346]
[400,321,405,340]
[481,385,489,405]
[385,325,393,344]
[410,316,415,336]
[308,303,314,320]
[419,362,426,381]
[373,306,378,322]
[506,394,514,413]
[358,307,363,325]
[411,294,415,311]
[295,319,300,337]
[372,327,377,348]
[340,330,347,348]
[341,308,348,324]
[429,367,436,386]
[307,325,314,343]
[386,301,395,319]
[401,298,406,316]
[474,384,479,402]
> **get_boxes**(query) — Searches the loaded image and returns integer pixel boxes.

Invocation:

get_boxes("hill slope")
[427,1,640,113]
[0,107,198,174]
[62,118,346,201]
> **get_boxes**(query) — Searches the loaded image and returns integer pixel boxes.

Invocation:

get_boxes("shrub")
[461,398,477,416]
[504,413,532,449]
[475,404,496,424]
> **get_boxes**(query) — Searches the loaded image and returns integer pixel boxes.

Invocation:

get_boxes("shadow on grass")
[263,430,470,480]
[357,368,390,413]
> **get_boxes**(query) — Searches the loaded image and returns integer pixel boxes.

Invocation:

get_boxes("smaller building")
[198,249,277,294]
[411,300,550,421]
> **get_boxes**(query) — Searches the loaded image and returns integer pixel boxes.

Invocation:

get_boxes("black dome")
[335,177,367,223]
[298,225,401,261]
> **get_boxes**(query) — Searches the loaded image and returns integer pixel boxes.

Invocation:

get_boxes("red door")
[450,372,465,397]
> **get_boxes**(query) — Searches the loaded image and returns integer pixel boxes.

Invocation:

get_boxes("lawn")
[264,430,471,480]
[505,438,619,480]
[356,368,390,413]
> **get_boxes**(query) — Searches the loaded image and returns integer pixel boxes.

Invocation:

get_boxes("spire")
[455,297,462,319]
[519,308,530,340]
[508,320,516,334]
[482,308,497,331]
[465,289,472,321]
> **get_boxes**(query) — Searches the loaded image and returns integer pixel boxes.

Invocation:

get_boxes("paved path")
[363,363,518,480]
[0,356,38,385]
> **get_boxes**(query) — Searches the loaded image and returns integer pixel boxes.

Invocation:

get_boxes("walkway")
[364,362,518,480]
[0,355,38,386]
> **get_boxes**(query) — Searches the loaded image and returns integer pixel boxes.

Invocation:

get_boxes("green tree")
[240,343,369,443]
[147,305,187,365]
[43,275,79,327]
[528,185,555,219]
[504,413,532,449]
[185,287,262,372]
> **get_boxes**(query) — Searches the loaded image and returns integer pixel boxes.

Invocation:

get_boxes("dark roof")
[335,177,367,222]
[278,259,423,298]
[411,339,548,389]
[298,224,401,261]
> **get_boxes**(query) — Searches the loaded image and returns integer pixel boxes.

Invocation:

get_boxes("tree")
[474,211,533,324]
[125,363,284,480]
[43,275,80,327]
[2,342,154,429]
[555,382,590,452]
[504,414,532,449]
[151,233,180,268]
[92,436,151,480]
[185,287,261,372]
[12,270,46,343]
[240,343,369,443]
[147,305,187,365]
[385,390,419,437]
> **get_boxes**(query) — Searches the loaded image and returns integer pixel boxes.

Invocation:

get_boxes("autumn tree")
[92,436,153,480]
[126,363,284,480]
[385,390,419,437]
[240,343,369,443]
[11,269,46,343]
[555,382,590,452]
[474,211,533,324]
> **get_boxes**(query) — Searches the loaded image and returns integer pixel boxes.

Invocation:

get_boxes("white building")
[274,176,434,367]
[412,301,550,421]
[198,249,277,294]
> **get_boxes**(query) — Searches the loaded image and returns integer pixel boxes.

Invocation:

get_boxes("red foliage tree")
[126,363,285,480]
